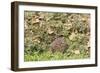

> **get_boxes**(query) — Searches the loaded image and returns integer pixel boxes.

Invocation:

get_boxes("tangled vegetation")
[24,11,90,61]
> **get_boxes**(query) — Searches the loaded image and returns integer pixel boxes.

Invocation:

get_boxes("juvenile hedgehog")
[50,35,68,53]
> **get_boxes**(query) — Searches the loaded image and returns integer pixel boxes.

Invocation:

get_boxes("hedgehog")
[49,35,68,53]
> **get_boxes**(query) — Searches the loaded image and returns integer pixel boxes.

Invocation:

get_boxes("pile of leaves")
[24,11,90,61]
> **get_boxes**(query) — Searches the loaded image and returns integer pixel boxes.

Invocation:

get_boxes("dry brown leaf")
[74,49,80,55]
[35,19,40,23]
[33,39,40,43]
[69,32,76,40]
[47,28,54,34]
